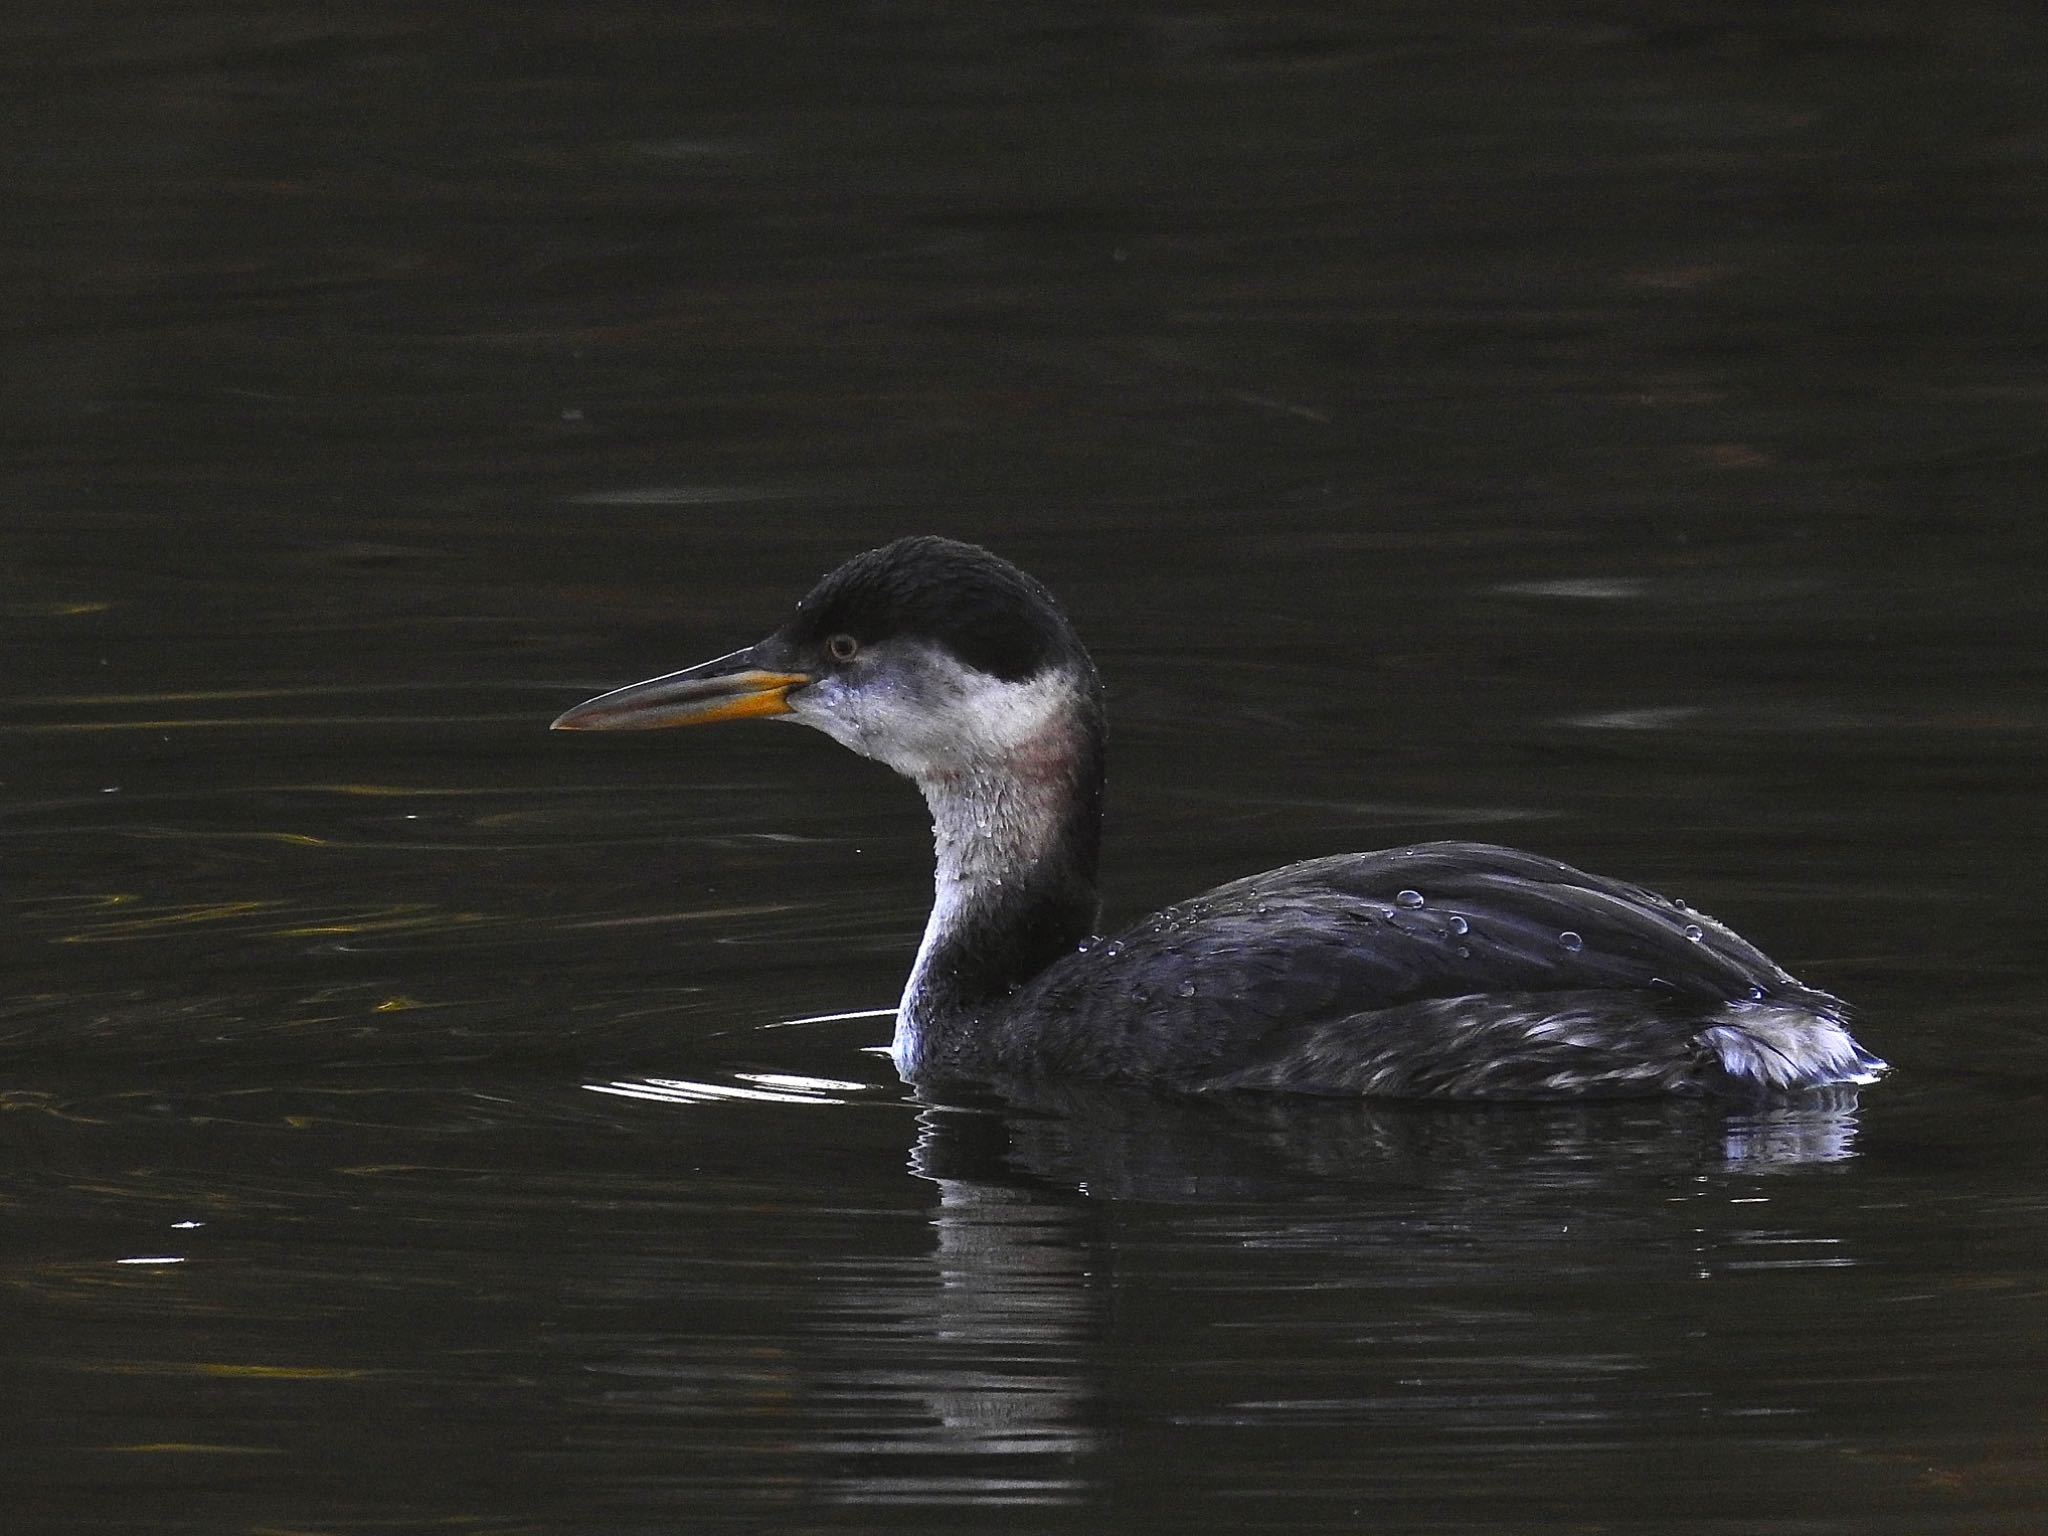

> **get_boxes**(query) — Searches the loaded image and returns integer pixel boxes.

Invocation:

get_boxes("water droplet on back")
[1557,930,1584,953]
[1395,888,1425,909]
[1176,979,1197,999]
[1683,923,1704,942]
[1448,914,1469,936]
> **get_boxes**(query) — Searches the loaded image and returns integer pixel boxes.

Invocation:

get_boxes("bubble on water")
[1557,930,1584,953]
[1395,889,1424,909]
[1103,940,1124,958]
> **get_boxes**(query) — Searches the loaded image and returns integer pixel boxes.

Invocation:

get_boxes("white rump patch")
[1702,1002,1888,1090]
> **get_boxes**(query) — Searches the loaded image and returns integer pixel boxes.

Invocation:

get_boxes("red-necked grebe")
[552,536,1885,1100]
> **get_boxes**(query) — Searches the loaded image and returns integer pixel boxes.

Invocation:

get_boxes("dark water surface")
[7,5,2048,1532]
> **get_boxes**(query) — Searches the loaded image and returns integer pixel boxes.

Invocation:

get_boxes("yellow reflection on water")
[55,899,270,939]
[0,600,111,618]
[45,898,493,944]
[80,1361,373,1381]
[273,907,485,938]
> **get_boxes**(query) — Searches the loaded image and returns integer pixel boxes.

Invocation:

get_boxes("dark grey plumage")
[554,537,1885,1102]
[936,842,1877,1099]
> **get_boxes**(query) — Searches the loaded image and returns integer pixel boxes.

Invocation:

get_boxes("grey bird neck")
[891,679,1103,1075]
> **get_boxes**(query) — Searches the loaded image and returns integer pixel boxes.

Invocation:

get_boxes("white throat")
[894,670,1089,1068]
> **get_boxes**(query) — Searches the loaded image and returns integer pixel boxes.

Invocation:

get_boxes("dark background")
[4,6,2046,1533]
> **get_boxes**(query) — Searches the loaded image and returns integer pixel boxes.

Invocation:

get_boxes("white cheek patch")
[785,644,1079,786]
[912,667,1075,778]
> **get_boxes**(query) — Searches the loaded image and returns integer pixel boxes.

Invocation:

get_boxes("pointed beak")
[550,646,813,732]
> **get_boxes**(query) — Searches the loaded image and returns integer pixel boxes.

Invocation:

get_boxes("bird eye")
[826,633,860,663]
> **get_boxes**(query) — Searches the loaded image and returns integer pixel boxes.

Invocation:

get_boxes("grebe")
[553,536,1885,1100]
